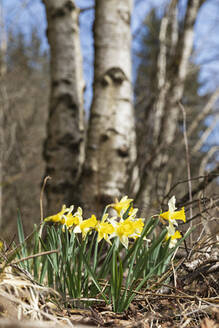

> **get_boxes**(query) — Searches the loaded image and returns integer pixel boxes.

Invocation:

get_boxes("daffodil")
[44,205,68,224]
[160,196,186,226]
[132,219,144,237]
[74,214,97,239]
[109,217,144,248]
[110,196,134,218]
[128,206,139,219]
[63,213,75,228]
[165,223,182,248]
[63,206,83,229]
[95,214,114,244]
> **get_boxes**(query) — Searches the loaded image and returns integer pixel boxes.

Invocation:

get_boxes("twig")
[179,202,219,225]
[175,303,219,317]
[199,146,219,176]
[40,176,51,223]
[98,281,219,302]
[171,247,178,288]
[62,297,105,303]
[150,258,185,290]
[6,223,43,257]
[178,163,219,206]
[79,5,94,13]
[187,87,219,138]
[192,114,219,153]
[12,249,59,265]
[163,176,217,203]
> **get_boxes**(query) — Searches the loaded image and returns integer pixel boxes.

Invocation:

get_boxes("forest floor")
[0,237,218,328]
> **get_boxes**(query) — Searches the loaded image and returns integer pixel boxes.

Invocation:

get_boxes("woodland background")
[0,0,219,241]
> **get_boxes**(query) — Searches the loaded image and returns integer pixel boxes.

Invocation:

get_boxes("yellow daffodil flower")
[160,196,186,226]
[62,206,82,229]
[110,196,134,218]
[74,214,97,239]
[95,214,114,244]
[109,217,144,248]
[128,207,139,219]
[64,212,76,228]
[44,205,69,224]
[132,219,144,236]
[165,223,182,248]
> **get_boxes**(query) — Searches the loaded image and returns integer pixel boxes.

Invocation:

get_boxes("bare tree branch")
[178,163,219,207]
[199,146,219,176]
[163,175,218,203]
[187,87,219,139]
[192,114,219,153]
[79,6,94,13]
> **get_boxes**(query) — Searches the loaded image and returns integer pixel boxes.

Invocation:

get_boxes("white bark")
[153,15,169,142]
[170,0,178,55]
[161,0,201,145]
[43,0,85,213]
[82,0,137,212]
[153,0,178,143]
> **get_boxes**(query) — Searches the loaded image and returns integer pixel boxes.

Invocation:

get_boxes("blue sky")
[2,0,219,106]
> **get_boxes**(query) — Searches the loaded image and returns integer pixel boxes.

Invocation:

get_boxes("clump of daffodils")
[45,196,144,249]
[44,195,186,249]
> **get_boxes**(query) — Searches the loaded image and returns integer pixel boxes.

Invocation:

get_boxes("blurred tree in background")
[134,7,218,211]
[1,26,49,236]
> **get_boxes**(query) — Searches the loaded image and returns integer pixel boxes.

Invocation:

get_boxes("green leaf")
[16,210,29,271]
[82,252,108,303]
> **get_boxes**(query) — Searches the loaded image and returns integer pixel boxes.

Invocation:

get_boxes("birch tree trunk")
[160,0,201,146]
[81,0,137,213]
[42,0,85,214]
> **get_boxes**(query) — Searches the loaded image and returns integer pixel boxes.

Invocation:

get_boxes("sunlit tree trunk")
[81,0,137,213]
[42,0,85,214]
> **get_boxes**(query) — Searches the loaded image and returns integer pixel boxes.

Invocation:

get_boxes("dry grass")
[0,264,72,327]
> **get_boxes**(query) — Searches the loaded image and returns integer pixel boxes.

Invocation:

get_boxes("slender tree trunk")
[42,0,85,214]
[160,0,201,146]
[81,0,137,213]
[0,0,7,227]
[0,92,3,228]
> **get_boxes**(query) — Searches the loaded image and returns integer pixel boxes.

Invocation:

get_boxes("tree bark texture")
[42,0,85,214]
[81,0,137,213]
